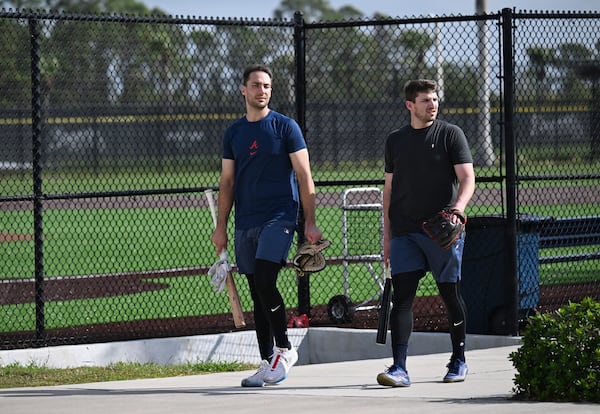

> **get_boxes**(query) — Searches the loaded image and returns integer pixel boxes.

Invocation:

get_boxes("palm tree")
[399,29,433,80]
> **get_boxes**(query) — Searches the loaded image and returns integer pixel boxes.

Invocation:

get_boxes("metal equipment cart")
[327,187,386,323]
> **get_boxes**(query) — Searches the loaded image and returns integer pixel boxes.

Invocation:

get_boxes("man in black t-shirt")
[376,79,476,387]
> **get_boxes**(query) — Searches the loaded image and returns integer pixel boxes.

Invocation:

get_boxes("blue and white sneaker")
[263,345,298,384]
[241,360,270,387]
[443,358,468,383]
[377,365,411,387]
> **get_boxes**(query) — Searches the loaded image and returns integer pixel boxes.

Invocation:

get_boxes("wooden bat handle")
[205,189,246,328]
[226,273,246,328]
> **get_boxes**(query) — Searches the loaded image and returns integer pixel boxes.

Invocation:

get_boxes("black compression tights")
[390,271,422,349]
[391,271,468,362]
[437,280,468,361]
[245,259,289,361]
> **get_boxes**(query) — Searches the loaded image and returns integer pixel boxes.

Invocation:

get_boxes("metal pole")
[29,17,46,340]
[434,20,444,102]
[294,11,311,318]
[501,7,519,336]
[475,0,496,167]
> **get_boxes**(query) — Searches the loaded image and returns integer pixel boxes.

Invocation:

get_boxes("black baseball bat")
[376,273,392,344]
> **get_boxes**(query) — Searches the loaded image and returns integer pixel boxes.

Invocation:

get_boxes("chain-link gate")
[0,8,598,350]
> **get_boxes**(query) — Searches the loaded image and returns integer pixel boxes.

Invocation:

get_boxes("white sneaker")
[263,345,298,384]
[241,360,270,387]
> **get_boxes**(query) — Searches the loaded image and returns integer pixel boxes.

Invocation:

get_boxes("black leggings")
[391,271,468,361]
[245,259,289,361]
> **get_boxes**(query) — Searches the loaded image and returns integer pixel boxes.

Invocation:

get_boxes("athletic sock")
[393,344,408,370]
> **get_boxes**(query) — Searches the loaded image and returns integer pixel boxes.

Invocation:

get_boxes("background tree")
[399,29,434,80]
[2,0,188,110]
[555,42,593,102]
[0,19,30,109]
[273,0,361,22]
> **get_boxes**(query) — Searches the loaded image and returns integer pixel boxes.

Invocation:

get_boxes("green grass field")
[1,157,598,334]
[1,201,597,333]
[0,203,432,332]
[0,361,253,388]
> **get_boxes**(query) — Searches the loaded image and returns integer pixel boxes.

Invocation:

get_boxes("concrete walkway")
[1,329,597,413]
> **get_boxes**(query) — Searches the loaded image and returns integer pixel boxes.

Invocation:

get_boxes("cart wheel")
[327,295,354,324]
[490,305,512,335]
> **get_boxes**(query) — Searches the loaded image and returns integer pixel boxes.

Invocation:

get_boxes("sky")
[141,0,598,19]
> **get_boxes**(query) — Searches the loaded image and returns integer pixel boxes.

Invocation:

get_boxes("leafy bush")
[509,297,600,402]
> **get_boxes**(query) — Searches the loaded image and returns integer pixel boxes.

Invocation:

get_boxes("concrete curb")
[0,327,522,368]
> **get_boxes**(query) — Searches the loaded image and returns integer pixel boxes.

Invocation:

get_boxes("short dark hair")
[404,79,437,102]
[243,64,273,85]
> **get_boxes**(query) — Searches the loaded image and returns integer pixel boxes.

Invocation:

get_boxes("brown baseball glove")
[292,239,331,276]
[422,209,467,250]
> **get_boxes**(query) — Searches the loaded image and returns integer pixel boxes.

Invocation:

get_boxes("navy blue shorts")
[389,231,465,283]
[234,220,296,275]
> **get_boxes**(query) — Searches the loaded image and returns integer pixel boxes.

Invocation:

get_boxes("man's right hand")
[210,228,228,257]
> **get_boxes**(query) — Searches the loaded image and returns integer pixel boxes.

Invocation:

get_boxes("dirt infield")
[1,185,599,213]
[0,232,34,242]
[0,273,170,306]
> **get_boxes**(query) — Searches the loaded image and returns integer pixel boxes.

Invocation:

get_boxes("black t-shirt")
[384,119,473,235]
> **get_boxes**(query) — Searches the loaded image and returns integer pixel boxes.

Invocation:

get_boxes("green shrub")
[509,297,600,402]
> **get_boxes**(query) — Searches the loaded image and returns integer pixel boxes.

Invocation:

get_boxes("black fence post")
[29,17,45,341]
[501,8,519,336]
[293,11,311,318]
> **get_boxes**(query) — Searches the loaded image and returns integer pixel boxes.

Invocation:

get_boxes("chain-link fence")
[0,8,598,349]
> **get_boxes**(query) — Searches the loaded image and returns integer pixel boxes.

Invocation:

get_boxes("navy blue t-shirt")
[223,110,306,229]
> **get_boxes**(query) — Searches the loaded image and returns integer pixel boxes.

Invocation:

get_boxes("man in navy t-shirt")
[211,64,322,387]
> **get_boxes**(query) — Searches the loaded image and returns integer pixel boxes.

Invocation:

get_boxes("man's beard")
[417,112,436,123]
[248,98,269,110]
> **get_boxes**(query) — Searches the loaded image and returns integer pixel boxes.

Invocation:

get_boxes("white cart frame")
[328,187,386,323]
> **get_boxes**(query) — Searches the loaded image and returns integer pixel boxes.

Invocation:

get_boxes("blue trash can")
[517,225,540,311]
[460,215,544,335]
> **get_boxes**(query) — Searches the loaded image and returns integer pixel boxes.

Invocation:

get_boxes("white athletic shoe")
[263,345,298,384]
[241,360,270,387]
